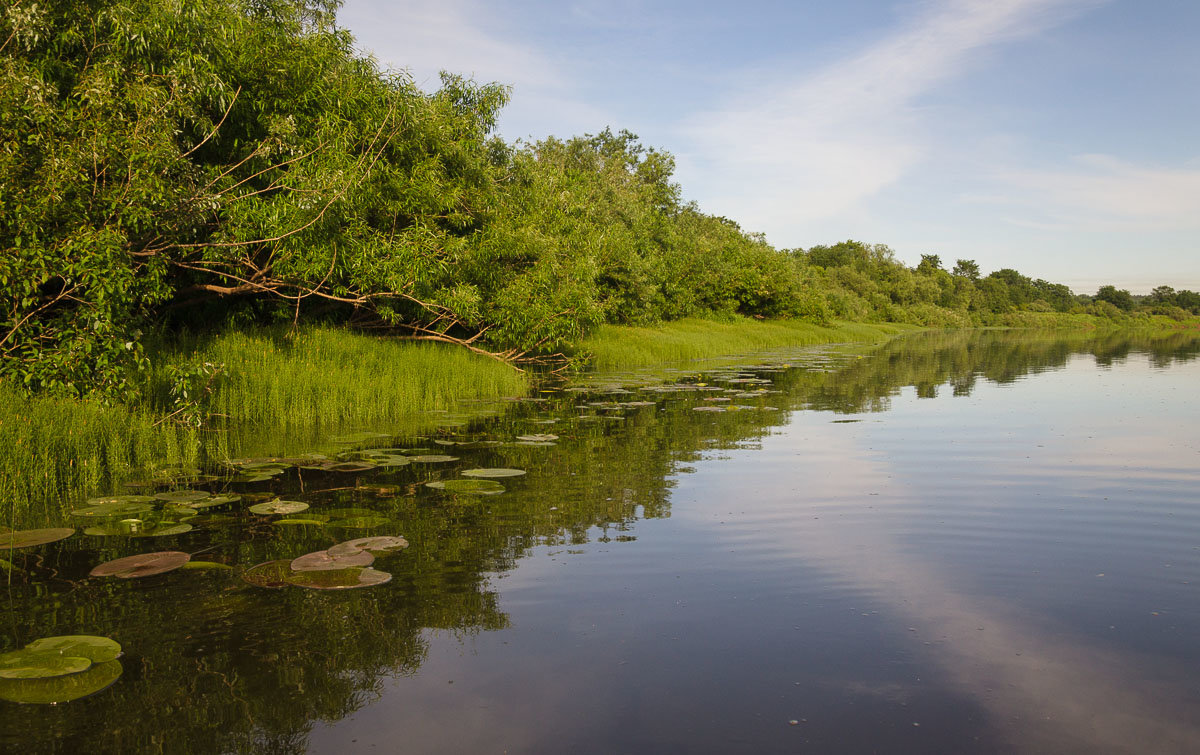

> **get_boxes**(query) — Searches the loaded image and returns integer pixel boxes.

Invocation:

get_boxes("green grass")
[0,383,200,528]
[2,327,531,527]
[581,315,918,371]
[189,327,529,429]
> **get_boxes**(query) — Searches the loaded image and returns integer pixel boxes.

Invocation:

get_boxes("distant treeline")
[2,0,1196,399]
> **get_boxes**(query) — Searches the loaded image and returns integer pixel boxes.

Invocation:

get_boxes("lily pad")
[90,551,191,578]
[0,528,75,550]
[287,567,392,590]
[290,549,375,572]
[325,461,377,473]
[71,501,155,519]
[0,660,122,704]
[182,493,242,510]
[425,479,506,495]
[83,522,193,538]
[248,500,310,516]
[179,561,234,571]
[328,536,409,558]
[406,455,459,463]
[460,468,526,479]
[0,650,91,679]
[25,635,122,664]
[272,518,328,526]
[153,490,210,503]
[516,434,559,442]
[84,495,154,506]
[241,560,294,589]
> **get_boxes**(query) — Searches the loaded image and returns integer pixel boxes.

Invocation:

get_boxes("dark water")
[3,330,1200,754]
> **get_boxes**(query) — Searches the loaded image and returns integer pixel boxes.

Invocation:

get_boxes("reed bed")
[581,316,915,371]
[190,327,530,430]
[0,383,200,527]
[2,327,531,526]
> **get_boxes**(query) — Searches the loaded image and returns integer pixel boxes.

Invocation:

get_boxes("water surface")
[3,330,1199,753]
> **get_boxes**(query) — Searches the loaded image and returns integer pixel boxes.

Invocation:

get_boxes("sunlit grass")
[0,383,200,528]
[2,327,531,526]
[581,316,917,371]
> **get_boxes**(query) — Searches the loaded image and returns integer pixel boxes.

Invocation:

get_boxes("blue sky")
[337,0,1200,294]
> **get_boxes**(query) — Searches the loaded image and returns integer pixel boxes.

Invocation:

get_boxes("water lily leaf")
[513,441,556,447]
[183,493,242,510]
[0,660,122,704]
[71,501,154,519]
[370,455,412,468]
[235,473,279,483]
[241,560,294,588]
[425,479,505,495]
[327,536,409,558]
[248,500,309,516]
[287,567,392,590]
[179,561,233,571]
[0,650,91,679]
[84,495,154,506]
[406,455,459,463]
[461,468,526,479]
[25,635,121,664]
[272,518,328,526]
[90,551,190,578]
[83,522,193,538]
[515,434,558,442]
[153,490,210,503]
[291,549,374,572]
[0,528,75,550]
[326,461,376,473]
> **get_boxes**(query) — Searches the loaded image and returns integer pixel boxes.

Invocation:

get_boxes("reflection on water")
[3,329,1200,753]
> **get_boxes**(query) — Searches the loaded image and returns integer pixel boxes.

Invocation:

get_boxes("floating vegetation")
[272,517,328,526]
[0,528,75,550]
[291,549,375,572]
[90,551,191,578]
[0,661,124,705]
[406,454,459,463]
[0,651,91,679]
[242,555,393,590]
[461,468,526,479]
[84,516,194,538]
[241,560,294,589]
[179,561,234,571]
[248,500,310,516]
[25,635,122,664]
[0,634,123,705]
[425,479,506,495]
[71,500,155,519]
[327,536,408,557]
[515,434,558,442]
[153,490,210,503]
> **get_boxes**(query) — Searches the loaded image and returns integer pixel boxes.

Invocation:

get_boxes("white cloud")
[678,0,1101,241]
[337,0,561,91]
[994,154,1200,231]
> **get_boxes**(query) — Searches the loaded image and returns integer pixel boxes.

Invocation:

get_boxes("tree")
[1094,285,1134,311]
[916,254,943,275]
[952,259,980,280]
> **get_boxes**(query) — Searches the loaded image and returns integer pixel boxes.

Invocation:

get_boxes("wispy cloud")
[338,0,561,91]
[679,0,1101,241]
[994,154,1200,231]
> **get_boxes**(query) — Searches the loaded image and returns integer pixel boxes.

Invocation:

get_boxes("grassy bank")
[580,316,919,371]
[2,327,531,526]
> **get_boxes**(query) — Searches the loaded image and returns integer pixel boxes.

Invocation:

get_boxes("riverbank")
[4,314,1197,527]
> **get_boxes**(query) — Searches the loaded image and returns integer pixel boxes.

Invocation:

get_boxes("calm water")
[3,330,1199,753]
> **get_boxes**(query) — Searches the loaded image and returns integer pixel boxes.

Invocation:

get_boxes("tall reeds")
[581,316,914,370]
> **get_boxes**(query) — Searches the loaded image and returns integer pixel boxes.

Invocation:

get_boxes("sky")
[336,0,1200,294]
